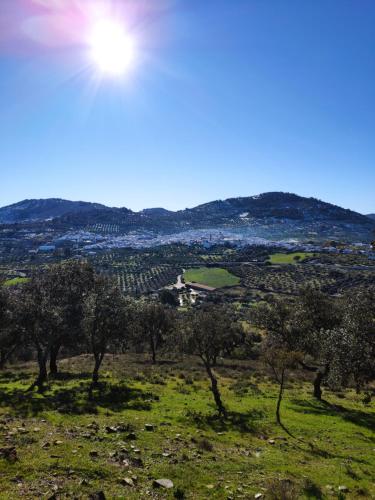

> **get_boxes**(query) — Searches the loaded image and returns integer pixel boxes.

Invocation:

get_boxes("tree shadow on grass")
[291,398,375,434]
[304,440,371,465]
[0,381,156,417]
[0,371,31,383]
[136,358,179,367]
[186,408,266,434]
[48,371,92,381]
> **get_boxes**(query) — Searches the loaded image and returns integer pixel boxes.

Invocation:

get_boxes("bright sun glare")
[89,20,135,76]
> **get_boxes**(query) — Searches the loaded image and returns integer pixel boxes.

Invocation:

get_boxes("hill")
[139,208,174,216]
[179,192,371,226]
[1,193,374,242]
[0,198,109,223]
[366,214,375,221]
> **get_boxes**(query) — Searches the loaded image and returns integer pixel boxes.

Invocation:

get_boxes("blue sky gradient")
[0,0,374,212]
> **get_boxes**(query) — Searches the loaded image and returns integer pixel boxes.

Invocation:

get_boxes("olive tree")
[46,261,95,375]
[253,288,342,400]
[22,271,65,392]
[181,305,245,418]
[0,287,22,369]
[133,301,174,364]
[263,346,302,426]
[292,287,343,399]
[18,261,95,391]
[83,275,129,392]
[325,291,375,392]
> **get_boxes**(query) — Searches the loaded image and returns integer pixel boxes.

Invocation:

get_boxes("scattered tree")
[253,288,343,400]
[21,271,64,392]
[0,287,21,369]
[46,261,95,375]
[181,305,245,418]
[134,301,174,364]
[325,291,375,392]
[83,275,129,393]
[263,346,302,426]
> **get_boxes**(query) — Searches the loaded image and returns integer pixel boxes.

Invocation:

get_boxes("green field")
[184,267,240,288]
[3,277,29,287]
[0,355,374,499]
[268,252,314,265]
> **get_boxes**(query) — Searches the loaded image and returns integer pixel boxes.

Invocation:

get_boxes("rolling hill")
[1,193,374,242]
[0,198,108,223]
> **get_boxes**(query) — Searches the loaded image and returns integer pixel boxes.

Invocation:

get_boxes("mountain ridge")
[1,193,374,242]
[0,198,109,223]
[0,192,370,221]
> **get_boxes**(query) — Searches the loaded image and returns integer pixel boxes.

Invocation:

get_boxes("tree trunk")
[49,343,61,376]
[150,336,156,364]
[28,349,48,393]
[0,345,17,370]
[313,364,329,400]
[89,353,104,400]
[276,370,285,425]
[205,362,227,418]
[92,354,103,385]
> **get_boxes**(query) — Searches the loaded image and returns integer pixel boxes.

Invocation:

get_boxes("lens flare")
[89,19,135,76]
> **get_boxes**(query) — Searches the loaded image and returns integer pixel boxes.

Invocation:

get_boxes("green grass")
[0,355,374,499]
[3,277,29,287]
[184,267,240,288]
[268,252,314,265]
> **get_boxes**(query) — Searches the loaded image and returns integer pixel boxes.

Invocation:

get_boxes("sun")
[89,20,135,76]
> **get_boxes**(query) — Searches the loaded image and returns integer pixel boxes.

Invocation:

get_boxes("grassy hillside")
[184,267,240,288]
[0,355,374,499]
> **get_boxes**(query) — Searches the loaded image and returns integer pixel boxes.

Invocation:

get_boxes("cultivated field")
[230,263,375,297]
[3,277,29,287]
[184,267,240,288]
[268,253,314,265]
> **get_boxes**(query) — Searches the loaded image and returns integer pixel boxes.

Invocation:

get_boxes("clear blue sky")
[0,0,374,213]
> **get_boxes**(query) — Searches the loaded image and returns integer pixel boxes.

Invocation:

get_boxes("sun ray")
[89,19,136,77]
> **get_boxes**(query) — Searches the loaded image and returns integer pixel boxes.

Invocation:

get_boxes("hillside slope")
[1,193,374,242]
[0,199,109,223]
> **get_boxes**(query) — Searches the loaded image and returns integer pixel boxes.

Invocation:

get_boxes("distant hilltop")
[0,192,371,224]
[0,198,108,224]
[1,192,374,242]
